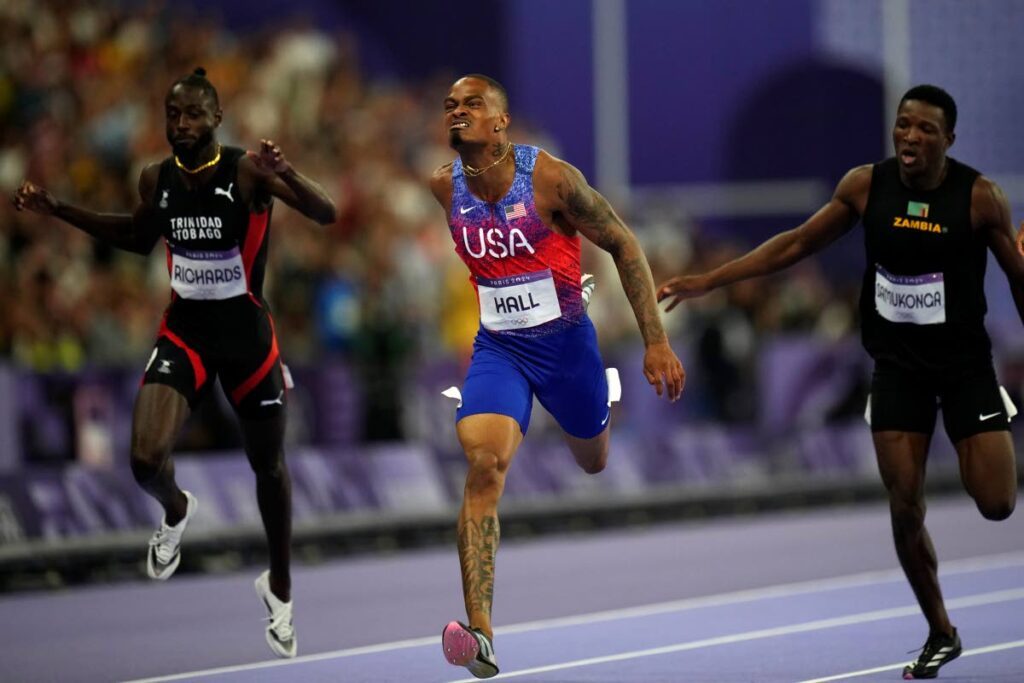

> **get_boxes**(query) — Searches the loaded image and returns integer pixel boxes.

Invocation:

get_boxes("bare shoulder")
[429,161,455,206]
[971,174,1011,229]
[533,150,589,209]
[236,150,262,179]
[833,163,873,212]
[534,149,583,187]
[837,164,873,194]
[971,174,1008,205]
[138,162,162,204]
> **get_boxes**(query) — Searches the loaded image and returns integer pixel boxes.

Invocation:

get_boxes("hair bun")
[193,67,207,77]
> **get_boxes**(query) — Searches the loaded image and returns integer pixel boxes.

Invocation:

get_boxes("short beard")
[448,129,465,149]
[170,130,214,165]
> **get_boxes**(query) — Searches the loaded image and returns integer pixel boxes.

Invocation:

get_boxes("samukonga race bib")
[170,246,247,300]
[477,269,562,331]
[874,264,946,325]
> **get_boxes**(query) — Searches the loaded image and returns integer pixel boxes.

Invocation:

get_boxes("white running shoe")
[581,272,596,311]
[255,570,297,658]
[146,490,197,580]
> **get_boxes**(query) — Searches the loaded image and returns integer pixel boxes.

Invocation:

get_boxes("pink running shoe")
[442,621,499,679]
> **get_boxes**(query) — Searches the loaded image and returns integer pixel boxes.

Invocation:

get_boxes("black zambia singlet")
[859,157,990,373]
[154,146,273,302]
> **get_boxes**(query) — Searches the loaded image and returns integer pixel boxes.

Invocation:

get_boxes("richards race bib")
[170,246,247,300]
[874,265,945,325]
[477,269,562,331]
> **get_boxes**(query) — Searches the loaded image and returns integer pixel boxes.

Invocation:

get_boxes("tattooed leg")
[458,513,500,634]
[455,413,522,640]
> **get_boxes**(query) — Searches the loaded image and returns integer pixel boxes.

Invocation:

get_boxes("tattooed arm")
[535,151,684,401]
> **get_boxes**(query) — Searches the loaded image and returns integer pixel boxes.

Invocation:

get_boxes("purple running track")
[2,496,1022,682]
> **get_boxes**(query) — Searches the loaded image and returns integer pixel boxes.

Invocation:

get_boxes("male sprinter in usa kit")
[659,84,1024,680]
[430,74,684,678]
[13,67,336,658]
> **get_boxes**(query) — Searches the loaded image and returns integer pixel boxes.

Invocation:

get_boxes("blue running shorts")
[457,316,610,438]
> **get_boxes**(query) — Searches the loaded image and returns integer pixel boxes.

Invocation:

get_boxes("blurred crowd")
[0,0,863,433]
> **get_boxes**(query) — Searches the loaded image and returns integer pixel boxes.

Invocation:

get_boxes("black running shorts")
[141,295,288,418]
[868,359,1011,443]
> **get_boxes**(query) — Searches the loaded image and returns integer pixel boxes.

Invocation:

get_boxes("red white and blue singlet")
[450,145,584,337]
[447,145,609,437]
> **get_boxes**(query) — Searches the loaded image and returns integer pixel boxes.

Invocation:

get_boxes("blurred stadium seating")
[2,0,1023,588]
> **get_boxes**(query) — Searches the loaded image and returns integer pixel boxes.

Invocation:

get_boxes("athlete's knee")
[888,494,926,532]
[248,451,286,481]
[464,449,507,498]
[578,447,607,475]
[977,497,1015,521]
[130,434,173,485]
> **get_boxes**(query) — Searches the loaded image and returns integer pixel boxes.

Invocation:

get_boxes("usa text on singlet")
[447,145,584,337]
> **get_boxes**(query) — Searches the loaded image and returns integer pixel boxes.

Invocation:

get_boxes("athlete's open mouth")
[449,121,469,130]
[899,149,919,165]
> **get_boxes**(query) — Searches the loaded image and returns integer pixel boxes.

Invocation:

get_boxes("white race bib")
[874,265,945,325]
[477,269,562,331]
[170,246,247,300]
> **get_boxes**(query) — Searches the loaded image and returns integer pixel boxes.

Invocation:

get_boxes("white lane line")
[798,638,1024,682]
[446,588,1024,682]
[124,551,1024,682]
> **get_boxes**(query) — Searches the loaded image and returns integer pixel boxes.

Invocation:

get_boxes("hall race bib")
[874,264,945,325]
[170,246,247,300]
[477,269,562,331]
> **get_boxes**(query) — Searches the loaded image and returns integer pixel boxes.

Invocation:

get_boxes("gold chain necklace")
[174,145,222,174]
[464,143,511,177]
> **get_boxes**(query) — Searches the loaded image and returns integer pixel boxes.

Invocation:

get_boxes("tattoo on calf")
[458,515,501,617]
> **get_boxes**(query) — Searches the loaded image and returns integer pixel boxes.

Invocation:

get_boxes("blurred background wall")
[1,0,1023,558]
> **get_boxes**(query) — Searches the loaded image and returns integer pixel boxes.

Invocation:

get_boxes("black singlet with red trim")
[155,145,272,302]
[143,145,285,415]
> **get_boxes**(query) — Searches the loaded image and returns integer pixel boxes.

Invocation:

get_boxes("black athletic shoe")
[902,628,961,679]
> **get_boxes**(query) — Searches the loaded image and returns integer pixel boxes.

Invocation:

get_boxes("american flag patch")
[504,202,527,220]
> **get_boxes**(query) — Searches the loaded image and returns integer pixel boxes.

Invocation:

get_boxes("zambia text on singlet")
[859,157,991,372]
[154,146,273,301]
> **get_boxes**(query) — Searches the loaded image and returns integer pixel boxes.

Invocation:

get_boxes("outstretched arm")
[12,165,163,254]
[245,139,336,225]
[975,177,1024,325]
[657,165,870,311]
[540,154,684,401]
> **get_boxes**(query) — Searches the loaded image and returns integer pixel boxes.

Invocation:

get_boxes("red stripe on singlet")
[230,312,280,405]
[242,210,269,286]
[158,318,207,391]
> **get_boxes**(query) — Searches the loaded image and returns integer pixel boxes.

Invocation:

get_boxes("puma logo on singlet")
[214,183,234,202]
[260,390,284,407]
[159,190,169,208]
